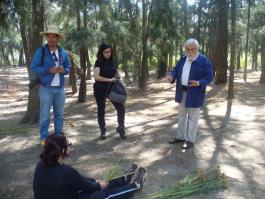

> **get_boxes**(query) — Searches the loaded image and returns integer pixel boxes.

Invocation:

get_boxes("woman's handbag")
[107,80,127,103]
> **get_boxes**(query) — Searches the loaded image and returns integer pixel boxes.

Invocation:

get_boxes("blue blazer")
[31,44,70,88]
[171,54,213,108]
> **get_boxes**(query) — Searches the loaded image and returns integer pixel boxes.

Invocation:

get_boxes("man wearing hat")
[31,25,70,146]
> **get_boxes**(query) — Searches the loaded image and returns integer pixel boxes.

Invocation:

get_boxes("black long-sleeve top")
[33,160,101,199]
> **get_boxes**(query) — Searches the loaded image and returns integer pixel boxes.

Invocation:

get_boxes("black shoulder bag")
[107,80,127,103]
[28,47,45,89]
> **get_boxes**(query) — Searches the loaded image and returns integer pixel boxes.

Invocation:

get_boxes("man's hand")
[189,80,200,87]
[49,67,58,74]
[163,76,173,83]
[57,67,65,73]
[99,181,109,189]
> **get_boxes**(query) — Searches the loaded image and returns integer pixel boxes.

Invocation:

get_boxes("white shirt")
[181,53,199,86]
[50,50,60,87]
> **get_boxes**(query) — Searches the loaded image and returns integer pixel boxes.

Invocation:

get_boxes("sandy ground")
[0,67,264,199]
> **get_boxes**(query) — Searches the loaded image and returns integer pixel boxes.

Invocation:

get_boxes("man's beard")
[187,54,194,61]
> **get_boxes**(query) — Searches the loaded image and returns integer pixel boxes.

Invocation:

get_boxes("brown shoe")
[168,138,185,144]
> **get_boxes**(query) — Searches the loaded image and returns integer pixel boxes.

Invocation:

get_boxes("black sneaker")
[182,141,194,149]
[168,138,185,144]
[99,129,107,140]
[133,167,147,190]
[116,127,127,139]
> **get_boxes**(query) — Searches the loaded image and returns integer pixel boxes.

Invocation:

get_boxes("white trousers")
[176,92,200,143]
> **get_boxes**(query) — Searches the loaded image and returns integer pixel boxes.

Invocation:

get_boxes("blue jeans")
[39,86,65,140]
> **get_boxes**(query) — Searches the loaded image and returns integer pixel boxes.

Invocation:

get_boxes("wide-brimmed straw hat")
[40,25,64,40]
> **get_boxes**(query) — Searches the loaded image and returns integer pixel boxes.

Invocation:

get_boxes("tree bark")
[182,0,189,39]
[214,0,228,84]
[68,52,78,94]
[139,0,148,91]
[19,19,31,70]
[243,0,251,82]
[20,0,44,124]
[260,38,265,84]
[236,43,241,71]
[228,0,236,99]
[77,0,87,102]
[196,0,203,43]
[83,0,91,81]
[18,47,24,66]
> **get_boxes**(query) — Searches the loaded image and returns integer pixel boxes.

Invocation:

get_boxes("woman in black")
[33,133,146,199]
[93,43,126,140]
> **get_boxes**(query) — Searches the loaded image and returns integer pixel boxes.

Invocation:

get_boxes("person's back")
[33,160,79,199]
[33,133,146,199]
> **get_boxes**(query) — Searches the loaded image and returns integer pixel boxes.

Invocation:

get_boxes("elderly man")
[165,38,213,149]
[31,25,70,146]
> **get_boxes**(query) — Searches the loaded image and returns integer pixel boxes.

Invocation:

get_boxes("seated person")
[33,133,147,199]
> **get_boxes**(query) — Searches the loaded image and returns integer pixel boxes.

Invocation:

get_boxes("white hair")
[183,38,200,50]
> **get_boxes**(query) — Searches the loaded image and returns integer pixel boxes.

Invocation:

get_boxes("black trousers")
[79,175,138,199]
[94,82,125,132]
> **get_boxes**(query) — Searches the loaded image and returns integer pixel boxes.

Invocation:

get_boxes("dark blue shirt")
[33,160,101,199]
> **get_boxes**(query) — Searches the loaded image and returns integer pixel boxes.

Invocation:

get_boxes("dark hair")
[40,133,69,166]
[96,43,114,62]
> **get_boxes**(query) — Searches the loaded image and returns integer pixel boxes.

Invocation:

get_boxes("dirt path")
[0,67,264,199]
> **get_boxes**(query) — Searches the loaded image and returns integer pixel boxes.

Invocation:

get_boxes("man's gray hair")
[184,38,200,50]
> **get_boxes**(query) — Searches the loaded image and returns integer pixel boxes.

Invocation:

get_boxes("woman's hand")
[110,77,116,82]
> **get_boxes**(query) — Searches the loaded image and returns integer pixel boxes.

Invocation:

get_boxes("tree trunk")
[260,38,265,84]
[182,0,189,39]
[208,0,217,75]
[228,0,236,99]
[214,0,228,84]
[19,19,31,70]
[252,42,259,71]
[18,47,24,66]
[168,51,173,71]
[86,59,91,80]
[236,44,241,71]
[68,53,78,94]
[77,0,87,102]
[1,46,5,65]
[78,45,87,102]
[83,0,91,81]
[196,0,203,43]
[243,0,251,82]
[139,0,148,91]
[20,0,44,124]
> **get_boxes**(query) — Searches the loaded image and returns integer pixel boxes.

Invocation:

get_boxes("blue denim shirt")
[31,44,70,88]
[171,54,213,108]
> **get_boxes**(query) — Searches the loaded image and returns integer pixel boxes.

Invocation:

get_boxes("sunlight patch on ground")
[139,147,169,166]
[221,164,246,181]
[231,104,257,122]
[0,135,37,153]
